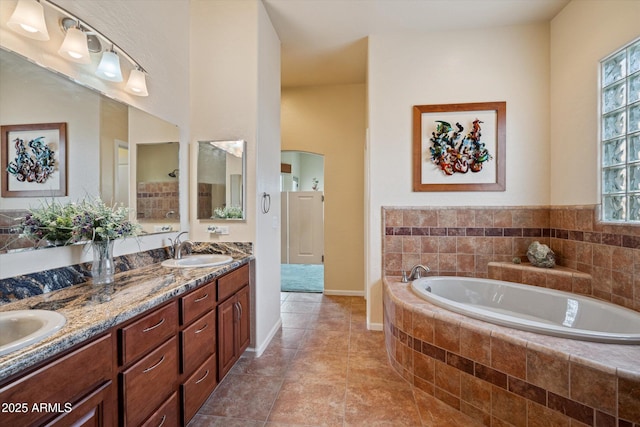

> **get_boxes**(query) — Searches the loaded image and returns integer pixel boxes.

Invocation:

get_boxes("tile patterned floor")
[189,292,481,426]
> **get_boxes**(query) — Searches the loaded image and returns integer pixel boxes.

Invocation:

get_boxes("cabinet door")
[216,297,237,380]
[0,334,113,427]
[237,285,250,354]
[44,381,114,427]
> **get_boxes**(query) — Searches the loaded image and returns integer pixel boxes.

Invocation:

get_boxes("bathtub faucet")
[403,264,430,282]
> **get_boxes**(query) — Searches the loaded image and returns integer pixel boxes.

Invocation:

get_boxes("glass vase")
[91,240,115,284]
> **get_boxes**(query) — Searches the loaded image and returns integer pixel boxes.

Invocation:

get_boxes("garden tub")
[411,276,640,344]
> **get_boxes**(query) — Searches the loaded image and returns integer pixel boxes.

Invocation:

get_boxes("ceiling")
[262,0,571,87]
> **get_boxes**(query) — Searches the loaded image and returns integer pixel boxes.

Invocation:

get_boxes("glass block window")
[601,38,640,222]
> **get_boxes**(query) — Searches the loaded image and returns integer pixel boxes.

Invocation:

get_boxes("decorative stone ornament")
[526,241,556,268]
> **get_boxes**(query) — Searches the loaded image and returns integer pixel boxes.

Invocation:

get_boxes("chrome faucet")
[402,264,430,282]
[169,231,193,259]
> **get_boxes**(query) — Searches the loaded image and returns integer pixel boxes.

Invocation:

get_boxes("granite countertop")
[0,253,253,382]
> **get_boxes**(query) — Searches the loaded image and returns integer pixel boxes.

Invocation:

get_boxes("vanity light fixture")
[96,48,123,82]
[57,24,90,64]
[7,0,49,41]
[125,67,148,96]
[5,0,149,96]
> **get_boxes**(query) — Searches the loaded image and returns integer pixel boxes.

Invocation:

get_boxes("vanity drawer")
[120,301,178,365]
[181,281,215,326]
[121,336,178,427]
[217,264,249,302]
[141,391,179,427]
[181,309,216,375]
[181,354,217,424]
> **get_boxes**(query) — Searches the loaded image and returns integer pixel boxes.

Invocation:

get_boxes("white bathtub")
[411,276,640,344]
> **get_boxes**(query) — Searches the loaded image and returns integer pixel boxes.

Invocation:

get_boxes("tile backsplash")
[382,205,640,311]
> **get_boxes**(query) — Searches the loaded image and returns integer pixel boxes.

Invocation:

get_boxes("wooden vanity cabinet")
[179,281,217,425]
[0,333,115,427]
[140,392,179,427]
[0,262,251,427]
[118,301,179,426]
[217,264,250,380]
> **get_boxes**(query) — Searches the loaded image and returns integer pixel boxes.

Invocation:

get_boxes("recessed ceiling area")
[263,0,571,87]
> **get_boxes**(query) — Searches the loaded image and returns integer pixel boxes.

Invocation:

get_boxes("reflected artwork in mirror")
[0,48,181,254]
[197,140,245,220]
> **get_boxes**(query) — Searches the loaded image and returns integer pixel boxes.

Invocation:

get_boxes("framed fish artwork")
[412,102,505,192]
[1,122,67,197]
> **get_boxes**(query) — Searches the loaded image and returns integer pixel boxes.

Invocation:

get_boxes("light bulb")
[58,27,90,64]
[125,69,149,96]
[96,50,123,82]
[7,0,49,41]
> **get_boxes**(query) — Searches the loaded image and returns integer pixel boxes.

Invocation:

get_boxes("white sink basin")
[161,254,233,268]
[0,310,66,356]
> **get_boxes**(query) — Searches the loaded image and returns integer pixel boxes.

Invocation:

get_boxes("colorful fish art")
[428,118,492,176]
[6,136,56,183]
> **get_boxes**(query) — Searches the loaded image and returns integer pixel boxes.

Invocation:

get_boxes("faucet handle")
[401,271,408,283]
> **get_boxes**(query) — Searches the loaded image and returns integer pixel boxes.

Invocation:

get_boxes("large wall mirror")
[197,140,245,220]
[0,48,181,253]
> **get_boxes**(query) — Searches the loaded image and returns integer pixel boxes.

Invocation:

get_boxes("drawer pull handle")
[158,415,167,427]
[195,369,210,384]
[194,293,209,303]
[195,323,208,334]
[143,355,165,373]
[143,317,165,333]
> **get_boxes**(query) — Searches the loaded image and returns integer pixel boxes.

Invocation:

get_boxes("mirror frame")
[196,139,246,221]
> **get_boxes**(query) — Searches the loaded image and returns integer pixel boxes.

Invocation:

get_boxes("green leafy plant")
[16,198,140,245]
[70,198,140,242]
[213,206,243,219]
[15,199,79,244]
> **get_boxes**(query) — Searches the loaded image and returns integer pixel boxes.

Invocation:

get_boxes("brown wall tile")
[526,348,569,397]
[570,363,617,414]
[617,370,640,423]
[434,318,460,353]
[460,326,491,366]
[461,373,492,413]
[381,206,640,313]
[492,386,527,426]
[491,336,526,379]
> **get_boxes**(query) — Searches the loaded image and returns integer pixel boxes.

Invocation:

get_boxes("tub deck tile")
[384,277,640,426]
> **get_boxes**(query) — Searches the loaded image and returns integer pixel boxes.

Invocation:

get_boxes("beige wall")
[189,0,258,243]
[190,0,282,354]
[367,23,551,327]
[550,0,640,205]
[282,84,366,295]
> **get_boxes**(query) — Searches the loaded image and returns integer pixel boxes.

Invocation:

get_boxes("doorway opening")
[280,151,324,293]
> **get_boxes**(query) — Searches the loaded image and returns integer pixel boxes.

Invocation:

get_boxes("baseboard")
[323,289,365,297]
[247,317,282,357]
[367,322,383,331]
